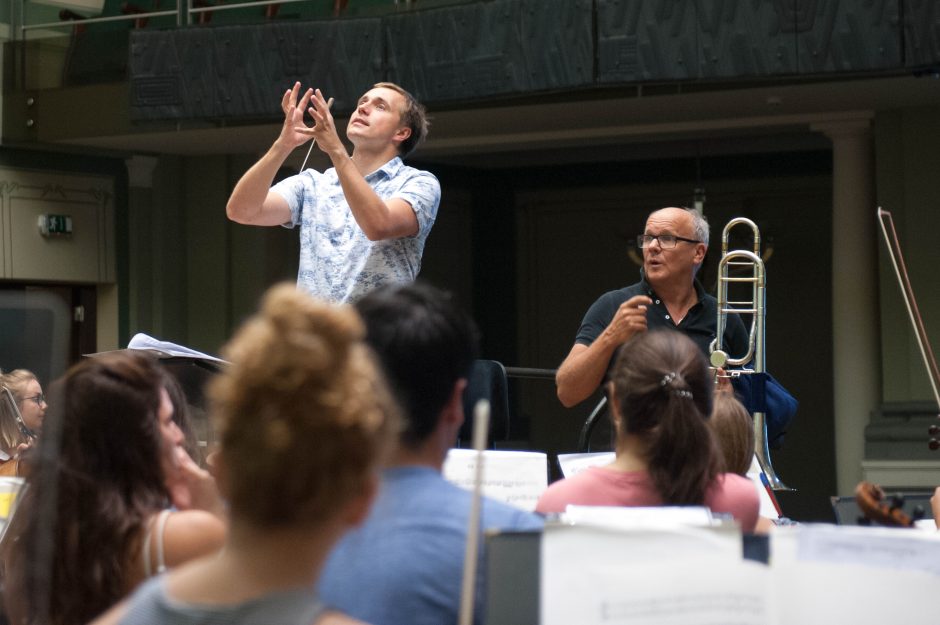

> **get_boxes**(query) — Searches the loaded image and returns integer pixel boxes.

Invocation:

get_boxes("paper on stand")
[771,524,940,624]
[541,523,764,625]
[563,504,717,529]
[127,333,226,363]
[556,452,615,478]
[443,449,547,512]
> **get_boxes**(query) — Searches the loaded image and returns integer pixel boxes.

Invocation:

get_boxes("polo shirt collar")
[637,269,706,305]
[365,156,404,181]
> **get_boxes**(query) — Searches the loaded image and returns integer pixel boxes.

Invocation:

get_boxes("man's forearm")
[330,153,415,241]
[226,140,294,224]
[556,340,617,408]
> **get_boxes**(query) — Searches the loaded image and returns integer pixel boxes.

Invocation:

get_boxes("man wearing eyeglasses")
[556,206,748,407]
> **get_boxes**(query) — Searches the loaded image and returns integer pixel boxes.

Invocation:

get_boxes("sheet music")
[443,449,547,511]
[541,523,762,625]
[127,333,226,363]
[793,523,940,576]
[563,505,716,529]
[771,524,940,624]
[556,452,615,477]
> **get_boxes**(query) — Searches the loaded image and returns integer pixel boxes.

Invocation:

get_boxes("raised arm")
[555,295,651,407]
[226,82,314,226]
[302,89,420,241]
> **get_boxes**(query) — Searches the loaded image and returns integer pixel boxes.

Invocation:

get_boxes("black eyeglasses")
[21,393,44,406]
[637,234,701,249]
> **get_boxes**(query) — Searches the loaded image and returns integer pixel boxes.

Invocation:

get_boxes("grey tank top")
[119,576,328,625]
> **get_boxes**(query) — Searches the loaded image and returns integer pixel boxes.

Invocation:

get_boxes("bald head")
[648,207,709,249]
[642,206,709,286]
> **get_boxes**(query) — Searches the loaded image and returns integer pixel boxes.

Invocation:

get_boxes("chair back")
[458,360,510,447]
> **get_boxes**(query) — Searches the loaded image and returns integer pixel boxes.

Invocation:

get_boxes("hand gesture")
[602,295,651,346]
[276,82,315,150]
[165,446,225,518]
[299,88,342,158]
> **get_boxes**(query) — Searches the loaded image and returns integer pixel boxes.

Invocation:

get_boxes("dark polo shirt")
[575,275,749,382]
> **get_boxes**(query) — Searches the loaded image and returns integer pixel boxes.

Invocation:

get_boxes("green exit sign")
[38,214,73,236]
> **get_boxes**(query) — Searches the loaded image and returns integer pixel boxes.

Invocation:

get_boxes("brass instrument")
[709,217,791,491]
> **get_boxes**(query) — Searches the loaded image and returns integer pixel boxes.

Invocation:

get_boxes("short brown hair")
[373,82,429,158]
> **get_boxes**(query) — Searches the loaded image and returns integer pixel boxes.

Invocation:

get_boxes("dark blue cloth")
[731,372,798,449]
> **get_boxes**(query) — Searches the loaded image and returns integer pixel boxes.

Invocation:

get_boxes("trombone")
[709,217,792,491]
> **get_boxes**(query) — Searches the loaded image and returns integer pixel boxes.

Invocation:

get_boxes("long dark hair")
[610,329,720,505]
[1,352,169,625]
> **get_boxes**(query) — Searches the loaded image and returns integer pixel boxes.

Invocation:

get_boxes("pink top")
[535,466,760,532]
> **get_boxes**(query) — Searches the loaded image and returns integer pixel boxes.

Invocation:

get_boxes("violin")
[854,481,920,527]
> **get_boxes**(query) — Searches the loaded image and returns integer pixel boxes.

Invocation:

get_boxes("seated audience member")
[318,282,544,625]
[0,369,46,470]
[93,284,399,625]
[536,330,759,532]
[0,352,226,625]
[708,390,755,476]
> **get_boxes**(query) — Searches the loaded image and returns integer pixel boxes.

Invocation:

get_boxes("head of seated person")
[0,368,46,461]
[708,390,755,477]
[609,329,718,505]
[207,283,400,535]
[87,285,400,625]
[0,351,208,625]
[536,329,759,531]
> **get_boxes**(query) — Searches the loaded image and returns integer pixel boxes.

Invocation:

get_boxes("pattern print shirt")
[272,156,440,303]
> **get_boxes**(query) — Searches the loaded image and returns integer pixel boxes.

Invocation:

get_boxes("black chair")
[577,395,609,452]
[458,360,510,448]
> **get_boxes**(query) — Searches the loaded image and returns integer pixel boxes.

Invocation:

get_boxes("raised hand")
[165,446,226,518]
[276,82,315,150]
[602,295,652,346]
[297,88,342,158]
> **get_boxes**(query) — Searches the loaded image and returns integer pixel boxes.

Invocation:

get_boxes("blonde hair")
[0,369,37,455]
[208,284,399,529]
[708,391,755,476]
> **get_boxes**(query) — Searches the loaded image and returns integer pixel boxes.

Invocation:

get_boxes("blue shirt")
[271,157,440,303]
[318,466,544,625]
[119,576,327,625]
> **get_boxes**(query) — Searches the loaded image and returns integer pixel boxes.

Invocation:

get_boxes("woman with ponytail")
[536,330,759,531]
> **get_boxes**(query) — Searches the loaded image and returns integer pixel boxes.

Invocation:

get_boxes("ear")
[393,126,412,145]
[444,378,468,429]
[693,242,707,265]
[343,472,379,528]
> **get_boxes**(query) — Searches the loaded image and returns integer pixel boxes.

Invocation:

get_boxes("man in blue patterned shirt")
[226,82,441,303]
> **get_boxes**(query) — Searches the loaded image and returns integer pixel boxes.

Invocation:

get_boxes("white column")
[812,116,879,495]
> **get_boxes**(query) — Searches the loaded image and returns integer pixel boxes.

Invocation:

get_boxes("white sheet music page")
[563,504,716,529]
[541,523,767,625]
[443,449,547,512]
[127,333,226,363]
[771,524,940,624]
[556,452,615,478]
